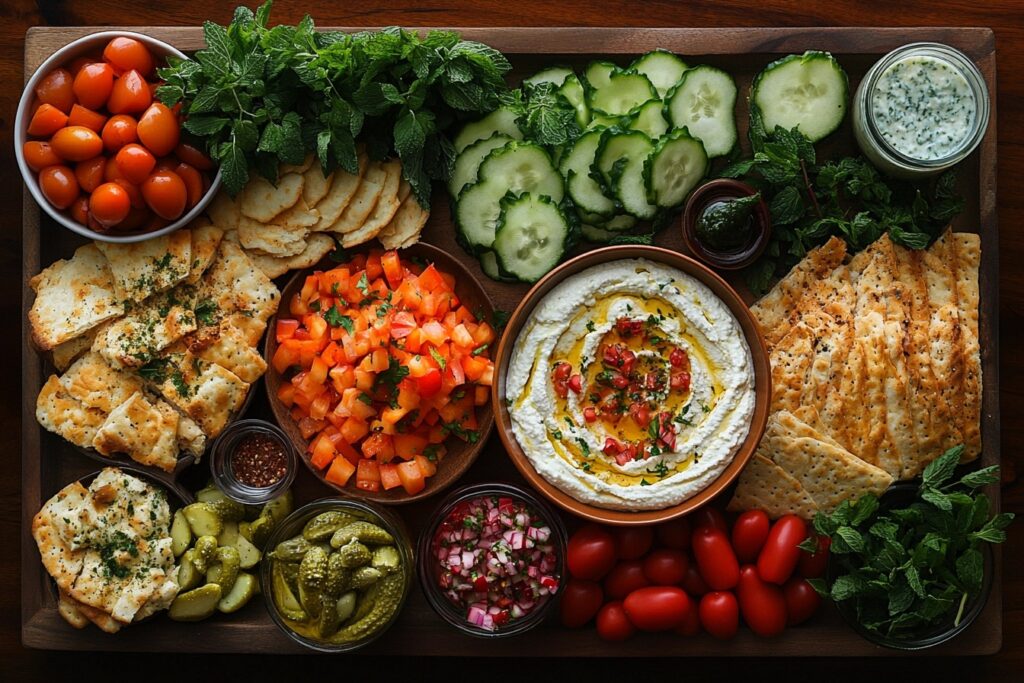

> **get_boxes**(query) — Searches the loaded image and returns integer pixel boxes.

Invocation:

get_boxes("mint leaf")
[830,574,865,601]
[959,466,1000,490]
[923,445,963,488]
[183,116,229,136]
[955,548,984,591]
[218,141,248,196]
[394,108,434,160]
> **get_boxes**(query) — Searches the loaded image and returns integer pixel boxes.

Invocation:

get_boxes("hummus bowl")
[493,246,771,525]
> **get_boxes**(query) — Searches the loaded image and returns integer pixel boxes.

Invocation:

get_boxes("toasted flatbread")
[206,191,241,232]
[378,194,430,249]
[951,232,982,461]
[273,196,321,229]
[397,177,412,203]
[59,351,144,414]
[313,154,367,231]
[61,591,122,633]
[185,223,225,285]
[727,453,819,520]
[29,244,123,350]
[157,353,249,437]
[92,392,180,472]
[57,590,90,629]
[52,325,102,372]
[96,231,192,303]
[302,164,334,207]
[200,241,281,324]
[225,311,267,347]
[249,233,336,279]
[91,286,200,369]
[185,322,268,383]
[328,160,386,234]
[176,412,206,457]
[31,480,88,594]
[36,375,108,449]
[239,172,304,222]
[341,159,402,248]
[768,322,814,416]
[237,216,308,257]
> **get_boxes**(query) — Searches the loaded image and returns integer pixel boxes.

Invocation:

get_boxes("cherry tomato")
[136,103,179,157]
[67,104,108,133]
[101,114,138,153]
[655,517,691,551]
[69,195,90,225]
[603,561,651,600]
[559,579,603,628]
[698,591,739,640]
[35,68,75,113]
[107,70,152,115]
[68,55,101,76]
[622,586,691,631]
[737,565,787,638]
[115,143,156,184]
[643,549,689,586]
[38,165,79,209]
[596,601,635,642]
[174,141,214,171]
[732,510,771,563]
[783,577,821,626]
[74,156,106,193]
[50,126,103,162]
[117,205,152,231]
[141,169,187,220]
[174,162,204,208]
[798,533,831,579]
[692,526,740,590]
[113,178,145,209]
[567,525,616,580]
[72,62,115,110]
[27,103,68,137]
[23,141,63,172]
[690,507,728,533]
[89,182,131,227]
[104,156,125,182]
[612,526,654,560]
[103,36,155,76]
[757,515,807,585]
[682,558,710,596]
[674,599,701,636]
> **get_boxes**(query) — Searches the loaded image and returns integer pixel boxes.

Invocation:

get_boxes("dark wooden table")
[3,0,1021,678]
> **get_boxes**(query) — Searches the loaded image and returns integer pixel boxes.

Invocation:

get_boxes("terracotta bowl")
[491,245,772,526]
[264,243,496,504]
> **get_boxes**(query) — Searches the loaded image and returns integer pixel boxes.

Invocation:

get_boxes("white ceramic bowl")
[15,30,222,243]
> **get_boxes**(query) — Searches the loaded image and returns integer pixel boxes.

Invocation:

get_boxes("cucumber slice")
[493,194,570,283]
[448,134,513,198]
[630,50,689,98]
[587,113,623,130]
[559,74,590,127]
[524,66,574,88]
[455,181,506,253]
[589,72,657,117]
[583,61,619,91]
[595,129,656,219]
[581,224,618,243]
[479,250,518,282]
[599,214,638,232]
[751,51,849,142]
[644,128,709,208]
[626,99,670,139]
[666,65,738,158]
[559,129,615,217]
[454,106,523,154]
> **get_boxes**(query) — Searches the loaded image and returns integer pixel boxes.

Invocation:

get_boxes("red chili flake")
[231,432,288,488]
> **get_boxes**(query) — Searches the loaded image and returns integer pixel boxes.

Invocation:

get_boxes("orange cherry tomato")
[142,212,170,233]
[107,70,151,115]
[174,142,214,171]
[101,114,138,153]
[104,156,125,182]
[114,143,156,184]
[50,126,103,162]
[34,68,75,113]
[67,104,108,133]
[27,103,69,137]
[103,37,155,77]
[74,156,106,193]
[72,62,115,110]
[68,56,98,76]
[38,165,79,209]
[89,182,131,227]
[174,162,204,208]
[113,178,146,209]
[136,103,179,157]
[69,195,90,225]
[117,205,152,231]
[23,141,63,171]
[141,170,186,220]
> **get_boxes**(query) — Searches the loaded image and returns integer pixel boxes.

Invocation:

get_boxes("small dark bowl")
[681,179,771,270]
[209,418,298,505]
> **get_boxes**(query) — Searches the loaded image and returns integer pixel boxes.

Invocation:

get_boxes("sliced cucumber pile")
[493,194,572,283]
[666,65,738,158]
[750,51,849,142]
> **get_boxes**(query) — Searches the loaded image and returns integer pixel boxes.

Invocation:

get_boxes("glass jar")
[852,42,989,179]
[209,419,297,505]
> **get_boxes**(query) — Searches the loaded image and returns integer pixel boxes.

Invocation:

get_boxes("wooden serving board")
[21,26,1000,655]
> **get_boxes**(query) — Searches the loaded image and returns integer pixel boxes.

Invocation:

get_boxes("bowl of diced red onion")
[417,482,567,637]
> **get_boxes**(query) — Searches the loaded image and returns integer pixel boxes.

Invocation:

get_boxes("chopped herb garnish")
[429,347,447,370]
[575,437,591,457]
[194,299,218,325]
[356,272,370,296]
[586,321,596,332]
[471,343,489,356]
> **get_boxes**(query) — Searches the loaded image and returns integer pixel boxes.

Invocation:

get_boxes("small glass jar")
[681,179,771,270]
[209,419,297,505]
[852,43,989,179]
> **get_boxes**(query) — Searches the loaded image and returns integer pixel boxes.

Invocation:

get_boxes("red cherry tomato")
[174,141,214,171]
[103,36,155,76]
[757,515,808,585]
[596,601,635,642]
[101,114,138,153]
[38,165,79,209]
[603,561,651,600]
[136,103,179,157]
[655,517,691,551]
[674,599,701,636]
[113,178,145,209]
[117,205,152,231]
[732,510,771,563]
[174,161,204,208]
[115,143,157,185]
[27,103,69,137]
[692,526,740,591]
[559,579,604,628]
[612,526,654,560]
[50,126,103,162]
[642,549,689,586]
[622,586,692,632]
[783,577,821,626]
[141,169,187,220]
[72,62,115,110]
[682,558,710,596]
[74,156,106,193]
[798,534,831,579]
[567,525,617,580]
[67,104,108,133]
[107,70,152,115]
[69,195,90,225]
[698,590,740,640]
[690,507,728,533]
[737,565,787,638]
[23,141,63,172]
[104,156,125,182]
[89,182,131,227]
[35,67,75,113]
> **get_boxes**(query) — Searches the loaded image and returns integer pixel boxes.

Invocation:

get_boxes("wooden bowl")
[264,243,496,505]
[492,245,772,526]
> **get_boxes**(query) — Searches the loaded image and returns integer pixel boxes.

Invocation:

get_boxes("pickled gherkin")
[330,573,405,643]
[329,521,394,548]
[206,546,241,593]
[337,540,372,568]
[302,511,358,542]
[371,545,400,573]
[192,535,218,573]
[272,536,312,562]
[323,553,351,596]
[349,566,383,589]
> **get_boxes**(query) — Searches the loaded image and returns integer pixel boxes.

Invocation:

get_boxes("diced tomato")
[472,322,495,346]
[415,454,437,477]
[451,324,474,349]
[356,459,381,492]
[361,432,395,462]
[381,250,403,288]
[474,385,489,406]
[310,434,336,469]
[298,416,324,440]
[394,433,429,460]
[379,463,402,490]
[340,416,370,443]
[417,264,445,292]
[416,367,443,397]
[309,391,332,421]
[275,318,299,342]
[277,383,296,408]
[325,456,356,486]
[396,460,426,495]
